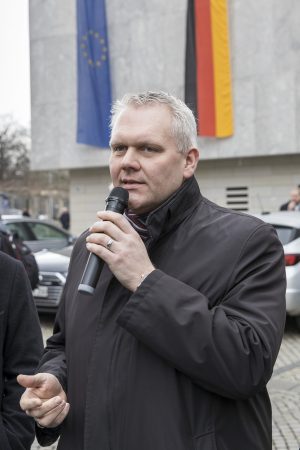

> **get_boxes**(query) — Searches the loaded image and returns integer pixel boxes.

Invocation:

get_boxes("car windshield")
[4,222,34,241]
[273,225,297,246]
[28,222,67,240]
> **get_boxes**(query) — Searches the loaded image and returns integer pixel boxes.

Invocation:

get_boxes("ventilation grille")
[226,187,248,211]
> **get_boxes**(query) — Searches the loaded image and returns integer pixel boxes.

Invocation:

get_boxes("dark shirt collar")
[145,176,202,244]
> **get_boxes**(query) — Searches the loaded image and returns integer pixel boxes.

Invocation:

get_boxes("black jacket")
[37,177,286,450]
[0,251,43,449]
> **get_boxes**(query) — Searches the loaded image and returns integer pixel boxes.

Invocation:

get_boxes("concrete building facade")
[29,0,300,234]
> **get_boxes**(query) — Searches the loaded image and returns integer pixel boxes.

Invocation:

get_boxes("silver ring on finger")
[106,237,114,250]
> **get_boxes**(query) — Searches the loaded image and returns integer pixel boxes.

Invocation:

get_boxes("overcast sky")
[0,0,30,128]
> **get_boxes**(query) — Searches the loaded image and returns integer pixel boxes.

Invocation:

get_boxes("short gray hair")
[110,91,198,155]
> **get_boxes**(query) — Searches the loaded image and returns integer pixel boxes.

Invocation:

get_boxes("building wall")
[70,167,111,234]
[196,154,300,214]
[29,0,300,232]
[29,0,300,172]
[69,154,300,235]
[199,0,300,160]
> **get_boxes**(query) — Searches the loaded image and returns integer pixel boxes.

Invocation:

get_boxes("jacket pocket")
[194,431,217,450]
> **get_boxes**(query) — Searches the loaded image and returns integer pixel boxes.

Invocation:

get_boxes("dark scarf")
[124,209,149,241]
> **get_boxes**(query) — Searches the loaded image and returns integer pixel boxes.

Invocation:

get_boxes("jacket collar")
[145,176,202,243]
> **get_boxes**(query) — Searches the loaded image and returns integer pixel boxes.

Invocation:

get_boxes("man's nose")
[121,148,140,170]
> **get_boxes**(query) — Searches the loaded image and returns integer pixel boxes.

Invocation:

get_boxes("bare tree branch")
[0,116,30,182]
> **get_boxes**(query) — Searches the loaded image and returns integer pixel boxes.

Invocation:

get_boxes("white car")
[33,248,71,313]
[255,212,300,330]
[0,221,71,313]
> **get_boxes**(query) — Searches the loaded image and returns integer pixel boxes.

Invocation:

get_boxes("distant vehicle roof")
[254,211,300,228]
[0,214,23,219]
[0,216,66,228]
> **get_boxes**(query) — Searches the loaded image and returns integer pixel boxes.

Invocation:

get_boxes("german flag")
[185,0,234,138]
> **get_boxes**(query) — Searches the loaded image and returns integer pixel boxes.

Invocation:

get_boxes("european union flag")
[76,0,112,148]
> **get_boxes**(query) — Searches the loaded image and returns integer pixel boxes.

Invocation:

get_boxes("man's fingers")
[24,395,68,427]
[20,394,42,411]
[96,210,134,234]
[51,402,70,427]
[18,372,68,428]
[89,219,124,243]
[36,402,70,428]
[36,396,64,417]
[17,373,47,389]
[32,396,66,419]
[19,376,45,411]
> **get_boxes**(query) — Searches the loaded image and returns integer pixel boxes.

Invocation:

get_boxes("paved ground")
[268,317,300,449]
[31,315,300,450]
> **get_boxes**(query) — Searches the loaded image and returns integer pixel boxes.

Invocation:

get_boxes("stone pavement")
[268,317,300,450]
[31,317,300,450]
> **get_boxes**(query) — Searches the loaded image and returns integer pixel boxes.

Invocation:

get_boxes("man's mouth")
[121,179,143,187]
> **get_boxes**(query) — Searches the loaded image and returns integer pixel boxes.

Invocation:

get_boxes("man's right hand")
[17,373,70,428]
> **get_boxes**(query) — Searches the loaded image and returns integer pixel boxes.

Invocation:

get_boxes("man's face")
[290,190,300,204]
[109,104,197,215]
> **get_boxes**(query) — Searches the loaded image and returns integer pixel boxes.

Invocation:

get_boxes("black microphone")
[78,187,129,295]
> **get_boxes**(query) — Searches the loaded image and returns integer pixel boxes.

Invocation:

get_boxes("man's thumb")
[17,373,45,388]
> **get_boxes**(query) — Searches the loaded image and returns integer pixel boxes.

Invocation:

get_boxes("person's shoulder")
[0,251,27,281]
[0,250,20,269]
[201,197,265,227]
[279,201,289,211]
[198,198,278,246]
[0,251,26,295]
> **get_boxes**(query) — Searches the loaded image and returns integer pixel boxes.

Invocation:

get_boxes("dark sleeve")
[36,233,88,392]
[36,296,67,391]
[35,424,62,447]
[34,281,67,447]
[117,224,286,400]
[36,231,89,393]
[279,202,287,211]
[34,234,87,446]
[1,260,44,450]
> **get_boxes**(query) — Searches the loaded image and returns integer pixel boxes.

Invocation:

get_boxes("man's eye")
[112,146,126,153]
[142,146,157,153]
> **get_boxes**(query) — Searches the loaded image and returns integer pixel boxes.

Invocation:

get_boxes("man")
[18,91,286,449]
[59,207,70,230]
[0,251,43,449]
[0,224,39,290]
[279,187,300,211]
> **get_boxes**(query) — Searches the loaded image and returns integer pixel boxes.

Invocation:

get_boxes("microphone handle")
[78,253,104,295]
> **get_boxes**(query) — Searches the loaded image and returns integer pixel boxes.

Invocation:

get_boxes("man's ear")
[183,148,200,179]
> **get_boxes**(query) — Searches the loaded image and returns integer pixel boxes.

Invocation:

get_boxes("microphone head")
[105,187,129,213]
[109,186,129,203]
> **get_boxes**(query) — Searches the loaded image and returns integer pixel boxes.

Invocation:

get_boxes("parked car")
[0,223,39,290]
[254,211,300,330]
[33,249,70,313]
[0,219,74,313]
[0,217,76,253]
